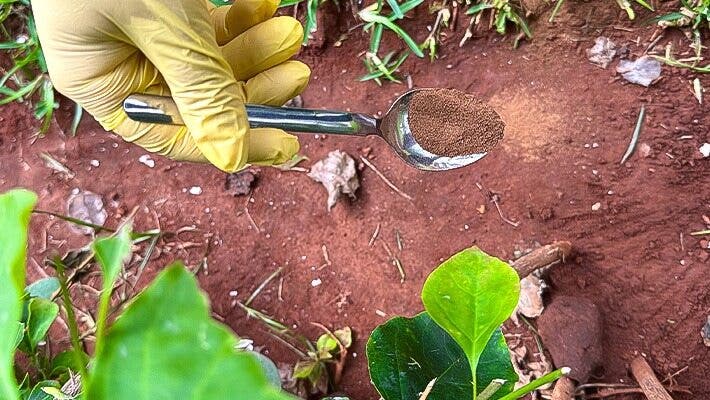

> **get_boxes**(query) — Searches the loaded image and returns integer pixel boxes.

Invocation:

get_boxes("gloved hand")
[32,0,310,173]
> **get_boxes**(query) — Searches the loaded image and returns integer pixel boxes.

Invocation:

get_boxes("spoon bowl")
[123,89,489,172]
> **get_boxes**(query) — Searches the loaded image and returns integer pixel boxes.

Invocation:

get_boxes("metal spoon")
[122,89,487,171]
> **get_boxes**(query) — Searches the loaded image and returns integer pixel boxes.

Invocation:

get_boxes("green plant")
[465,0,531,40]
[0,189,292,400]
[651,1,710,71]
[0,1,83,135]
[359,0,426,83]
[366,248,567,400]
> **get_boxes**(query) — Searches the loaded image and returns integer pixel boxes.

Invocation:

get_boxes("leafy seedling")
[367,247,568,400]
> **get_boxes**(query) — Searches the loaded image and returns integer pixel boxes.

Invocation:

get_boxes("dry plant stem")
[418,378,437,400]
[551,376,576,400]
[630,356,674,400]
[369,223,381,246]
[511,241,573,278]
[475,183,518,227]
[360,156,414,201]
[245,266,284,307]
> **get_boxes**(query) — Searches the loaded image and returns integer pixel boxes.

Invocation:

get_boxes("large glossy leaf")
[421,248,520,395]
[0,189,37,400]
[367,312,517,400]
[24,297,59,352]
[86,264,293,400]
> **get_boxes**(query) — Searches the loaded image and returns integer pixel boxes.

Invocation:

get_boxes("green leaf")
[466,3,494,15]
[316,333,339,354]
[367,312,517,400]
[0,189,37,400]
[250,352,282,388]
[25,278,60,300]
[49,350,89,379]
[25,297,59,351]
[27,380,60,400]
[293,359,323,383]
[12,323,24,351]
[86,264,293,400]
[333,327,352,348]
[476,329,517,397]
[421,248,520,396]
[367,312,470,400]
[92,224,132,355]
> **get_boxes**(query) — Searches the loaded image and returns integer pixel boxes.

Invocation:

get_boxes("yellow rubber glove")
[31,0,311,172]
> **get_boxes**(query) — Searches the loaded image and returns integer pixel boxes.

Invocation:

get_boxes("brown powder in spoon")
[407,88,505,157]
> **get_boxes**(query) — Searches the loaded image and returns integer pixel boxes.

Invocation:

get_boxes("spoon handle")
[123,94,378,136]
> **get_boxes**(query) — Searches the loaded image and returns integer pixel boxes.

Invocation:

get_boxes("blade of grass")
[620,104,645,164]
[359,11,424,57]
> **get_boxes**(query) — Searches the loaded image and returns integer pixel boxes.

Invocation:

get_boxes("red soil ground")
[2,1,708,399]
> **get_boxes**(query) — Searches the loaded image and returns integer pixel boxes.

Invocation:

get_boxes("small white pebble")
[375,309,387,317]
[112,143,119,148]
[607,190,614,195]
[592,142,600,148]
[352,352,358,358]
[700,143,710,158]
[464,224,469,230]
[311,278,322,287]
[584,143,591,148]
[265,233,271,239]
[90,159,100,167]
[591,202,602,211]
[229,290,238,297]
[204,207,210,213]
[189,186,202,195]
[138,154,155,168]
[680,260,686,266]
[301,255,307,261]
[592,170,599,175]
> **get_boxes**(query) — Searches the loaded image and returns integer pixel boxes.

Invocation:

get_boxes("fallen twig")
[40,152,75,178]
[620,105,645,164]
[395,229,404,251]
[381,240,406,283]
[690,229,710,236]
[360,156,414,201]
[511,241,573,279]
[369,223,381,246]
[630,356,673,400]
[245,266,284,307]
[476,183,519,227]
[243,207,260,232]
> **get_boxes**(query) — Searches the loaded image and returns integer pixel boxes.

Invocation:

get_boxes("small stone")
[375,309,387,317]
[138,154,155,168]
[592,202,602,211]
[700,143,710,158]
[189,186,203,195]
[90,160,100,167]
[592,142,600,148]
[639,143,652,158]
[587,37,617,69]
[311,278,322,287]
[702,316,710,347]
[477,204,486,214]
[229,290,239,297]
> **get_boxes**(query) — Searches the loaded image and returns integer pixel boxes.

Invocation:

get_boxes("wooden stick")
[511,241,573,278]
[630,356,674,400]
[551,376,576,400]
